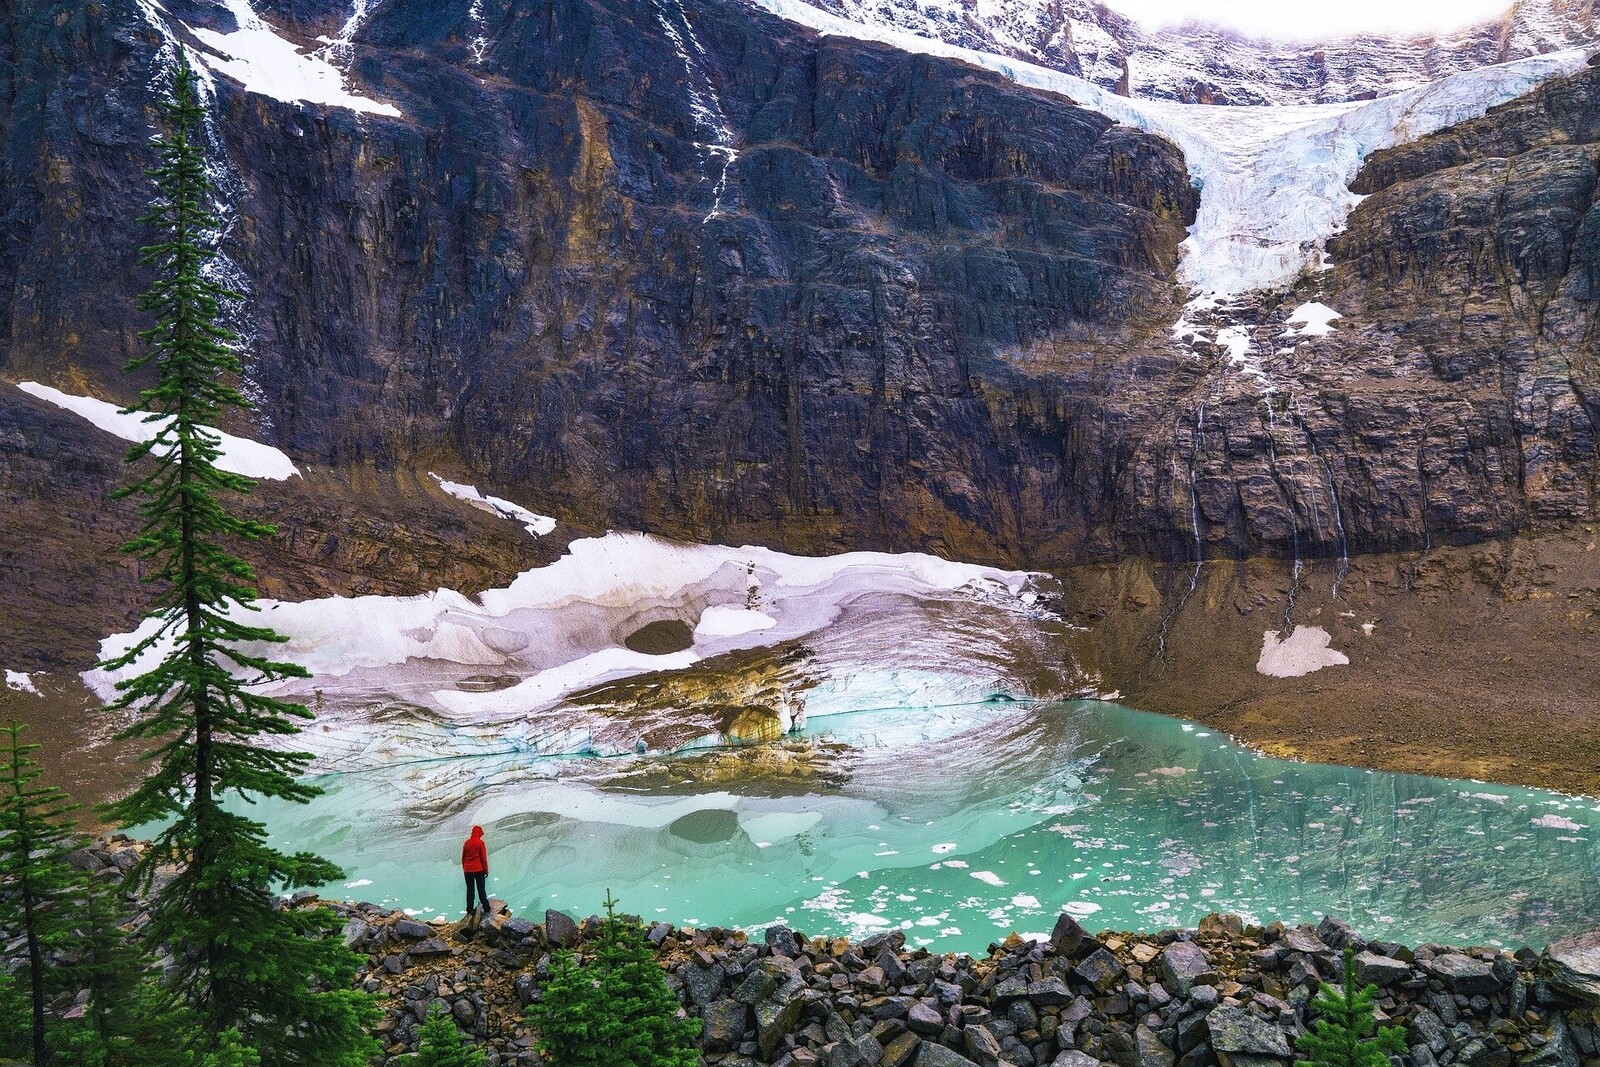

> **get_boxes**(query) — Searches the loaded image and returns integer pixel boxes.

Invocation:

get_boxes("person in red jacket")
[461,825,489,915]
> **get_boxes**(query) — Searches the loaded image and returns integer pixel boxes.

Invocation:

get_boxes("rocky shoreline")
[335,900,1600,1067]
[71,839,1600,1067]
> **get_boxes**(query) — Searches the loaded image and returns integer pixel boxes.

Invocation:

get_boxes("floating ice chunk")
[3,671,39,696]
[344,878,373,888]
[1062,901,1102,917]
[431,474,555,537]
[932,843,958,854]
[1286,302,1342,337]
[1256,625,1349,678]
[1532,814,1583,831]
[1012,894,1041,909]
[971,870,1006,887]
[694,606,776,638]
[943,860,970,869]
[17,382,300,480]
[189,0,401,116]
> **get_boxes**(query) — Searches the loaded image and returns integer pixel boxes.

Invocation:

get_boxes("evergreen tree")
[412,1004,485,1067]
[0,720,83,1067]
[527,892,699,1067]
[62,869,141,1061]
[99,53,377,1066]
[199,1031,260,1067]
[1297,947,1407,1067]
[0,969,34,1062]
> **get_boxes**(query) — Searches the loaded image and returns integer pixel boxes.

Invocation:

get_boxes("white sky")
[1107,0,1513,40]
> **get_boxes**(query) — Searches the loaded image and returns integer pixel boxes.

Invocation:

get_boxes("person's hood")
[470,826,484,839]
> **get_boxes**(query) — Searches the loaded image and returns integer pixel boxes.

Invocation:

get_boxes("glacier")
[86,531,1064,782]
[749,0,1591,298]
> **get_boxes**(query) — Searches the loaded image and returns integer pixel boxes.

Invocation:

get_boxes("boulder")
[702,999,751,1053]
[882,1032,920,1067]
[1544,932,1600,1003]
[1158,942,1212,997]
[545,910,579,949]
[1050,914,1100,960]
[907,1001,944,1035]
[1352,951,1411,988]
[393,919,432,940]
[1281,929,1330,956]
[1052,1054,1100,1067]
[1205,1006,1291,1067]
[757,988,807,1058]
[1426,955,1502,997]
[1137,1025,1175,1067]
[1075,948,1126,993]
[1520,1018,1579,1067]
[917,1046,983,1067]
[767,925,802,957]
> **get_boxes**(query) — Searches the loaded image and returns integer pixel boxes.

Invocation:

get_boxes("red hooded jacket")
[461,826,488,873]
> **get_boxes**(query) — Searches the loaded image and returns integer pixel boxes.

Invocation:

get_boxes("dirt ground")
[1058,527,1600,796]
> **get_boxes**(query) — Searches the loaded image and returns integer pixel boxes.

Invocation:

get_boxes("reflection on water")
[241,701,1600,953]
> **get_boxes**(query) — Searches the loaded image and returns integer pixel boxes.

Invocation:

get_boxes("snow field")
[17,382,300,481]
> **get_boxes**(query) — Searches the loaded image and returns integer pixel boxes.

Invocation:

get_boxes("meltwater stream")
[243,700,1600,955]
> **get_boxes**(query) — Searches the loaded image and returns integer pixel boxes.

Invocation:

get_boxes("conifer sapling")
[1297,947,1407,1067]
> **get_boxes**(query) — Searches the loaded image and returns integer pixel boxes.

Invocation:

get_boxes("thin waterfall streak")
[1291,395,1350,599]
[1264,412,1302,635]
[653,0,739,222]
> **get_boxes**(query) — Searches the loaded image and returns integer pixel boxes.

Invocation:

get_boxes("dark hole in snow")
[624,619,695,656]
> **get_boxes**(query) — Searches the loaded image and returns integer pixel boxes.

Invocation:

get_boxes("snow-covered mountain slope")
[809,0,1599,105]
[753,0,1592,297]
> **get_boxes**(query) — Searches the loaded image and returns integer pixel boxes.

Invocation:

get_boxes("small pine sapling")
[1297,947,1407,1067]
[413,1004,486,1067]
[527,892,699,1067]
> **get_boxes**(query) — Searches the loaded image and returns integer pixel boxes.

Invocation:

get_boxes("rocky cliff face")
[809,0,1600,105]
[4,0,1600,665]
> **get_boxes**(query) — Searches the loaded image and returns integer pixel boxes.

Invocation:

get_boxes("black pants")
[464,870,488,912]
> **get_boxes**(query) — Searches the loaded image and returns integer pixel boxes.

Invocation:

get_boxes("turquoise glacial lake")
[248,700,1600,954]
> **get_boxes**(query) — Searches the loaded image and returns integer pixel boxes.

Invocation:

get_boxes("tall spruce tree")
[0,720,83,1067]
[99,54,376,1066]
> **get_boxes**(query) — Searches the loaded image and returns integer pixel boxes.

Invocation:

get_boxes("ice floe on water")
[430,474,556,537]
[1256,625,1349,678]
[16,382,300,481]
[188,0,401,116]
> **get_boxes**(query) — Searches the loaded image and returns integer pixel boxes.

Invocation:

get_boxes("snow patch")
[4,672,40,696]
[693,606,777,638]
[17,382,300,481]
[189,0,401,116]
[1256,625,1349,678]
[430,474,556,537]
[1286,302,1342,337]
